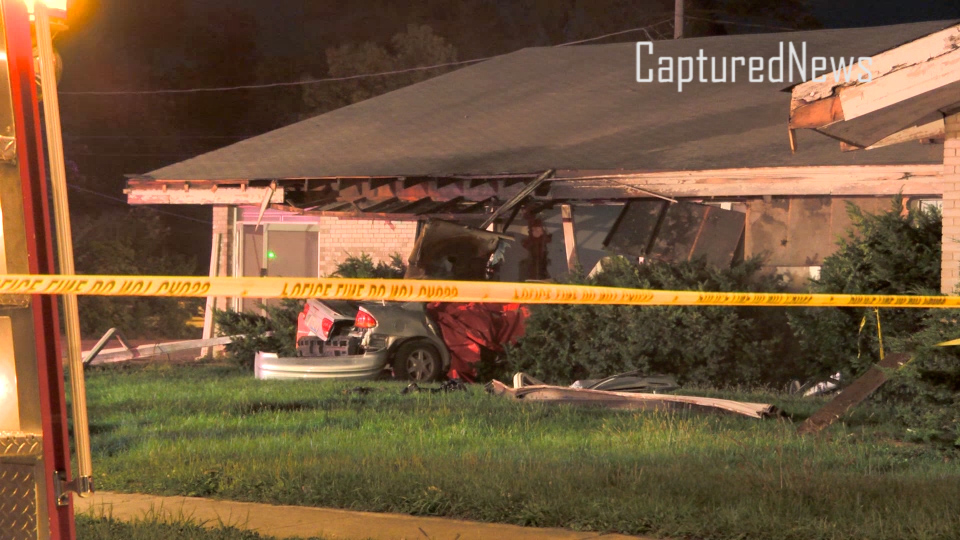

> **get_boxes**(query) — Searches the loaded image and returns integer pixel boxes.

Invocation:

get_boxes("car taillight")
[321,318,333,336]
[354,308,377,329]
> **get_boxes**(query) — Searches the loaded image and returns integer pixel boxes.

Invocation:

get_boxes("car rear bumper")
[254,350,390,380]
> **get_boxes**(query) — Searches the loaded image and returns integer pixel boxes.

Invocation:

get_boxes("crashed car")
[255,299,450,381]
[254,299,529,382]
[255,220,528,382]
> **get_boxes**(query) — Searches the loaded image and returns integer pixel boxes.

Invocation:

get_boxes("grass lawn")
[81,362,960,540]
[76,513,319,540]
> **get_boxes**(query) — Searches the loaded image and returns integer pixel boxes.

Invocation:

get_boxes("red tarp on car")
[426,302,530,381]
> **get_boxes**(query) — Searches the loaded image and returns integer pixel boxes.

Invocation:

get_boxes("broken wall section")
[745,196,891,289]
[499,205,623,282]
[498,197,908,290]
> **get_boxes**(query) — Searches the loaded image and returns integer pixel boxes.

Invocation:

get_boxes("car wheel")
[392,340,443,382]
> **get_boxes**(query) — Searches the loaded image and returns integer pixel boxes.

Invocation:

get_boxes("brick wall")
[942,112,960,293]
[316,217,418,276]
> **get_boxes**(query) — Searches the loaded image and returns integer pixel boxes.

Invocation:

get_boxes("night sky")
[52,0,960,267]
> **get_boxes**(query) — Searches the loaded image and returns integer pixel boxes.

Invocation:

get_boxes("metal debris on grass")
[401,378,468,394]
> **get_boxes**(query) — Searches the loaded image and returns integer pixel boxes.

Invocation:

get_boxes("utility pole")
[674,0,684,39]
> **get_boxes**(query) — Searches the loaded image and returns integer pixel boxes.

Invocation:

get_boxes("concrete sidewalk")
[75,491,650,540]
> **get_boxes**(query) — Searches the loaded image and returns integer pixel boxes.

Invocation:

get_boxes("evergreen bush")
[503,256,796,387]
[213,300,302,369]
[332,253,406,278]
[787,198,942,381]
[885,310,960,446]
[74,209,200,339]
[788,197,958,445]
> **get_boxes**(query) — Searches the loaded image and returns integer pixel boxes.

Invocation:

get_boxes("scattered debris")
[571,371,679,394]
[512,372,544,388]
[802,372,842,397]
[347,386,376,395]
[83,327,260,366]
[797,352,911,435]
[486,380,776,419]
[514,370,680,393]
[402,379,468,394]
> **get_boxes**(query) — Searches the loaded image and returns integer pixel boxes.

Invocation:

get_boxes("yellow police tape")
[0,274,958,308]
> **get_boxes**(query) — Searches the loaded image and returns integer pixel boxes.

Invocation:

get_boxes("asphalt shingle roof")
[143,21,954,181]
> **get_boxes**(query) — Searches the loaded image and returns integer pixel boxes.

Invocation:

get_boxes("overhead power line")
[71,152,197,157]
[556,19,672,46]
[65,134,254,139]
[59,58,492,96]
[58,19,676,97]
[684,15,799,32]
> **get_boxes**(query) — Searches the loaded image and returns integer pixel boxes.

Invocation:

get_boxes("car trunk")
[298,299,361,356]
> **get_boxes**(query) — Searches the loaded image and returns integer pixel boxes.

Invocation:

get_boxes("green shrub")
[213,299,302,369]
[74,209,201,339]
[332,253,406,278]
[787,198,942,381]
[503,256,796,387]
[885,310,960,446]
[786,197,959,446]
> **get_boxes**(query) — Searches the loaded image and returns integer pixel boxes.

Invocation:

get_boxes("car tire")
[392,340,443,382]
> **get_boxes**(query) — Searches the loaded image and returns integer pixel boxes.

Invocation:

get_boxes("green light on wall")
[266,250,277,260]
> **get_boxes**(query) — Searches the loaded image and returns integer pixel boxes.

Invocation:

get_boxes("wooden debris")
[486,380,775,419]
[788,95,844,129]
[560,204,579,272]
[797,352,911,435]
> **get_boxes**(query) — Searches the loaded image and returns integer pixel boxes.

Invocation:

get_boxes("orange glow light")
[24,0,68,17]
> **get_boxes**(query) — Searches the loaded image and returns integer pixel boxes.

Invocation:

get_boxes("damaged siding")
[745,196,892,288]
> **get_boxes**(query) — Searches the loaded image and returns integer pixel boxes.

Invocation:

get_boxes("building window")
[237,223,319,311]
[916,199,943,211]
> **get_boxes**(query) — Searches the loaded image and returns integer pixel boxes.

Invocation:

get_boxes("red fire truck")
[0,2,82,539]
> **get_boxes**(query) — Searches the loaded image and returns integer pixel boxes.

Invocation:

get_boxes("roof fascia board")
[551,164,940,181]
[125,185,285,205]
[550,164,943,198]
[811,80,960,147]
[838,46,960,122]
[791,23,960,107]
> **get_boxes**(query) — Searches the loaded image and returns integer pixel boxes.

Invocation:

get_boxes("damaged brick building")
[124,20,958,317]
